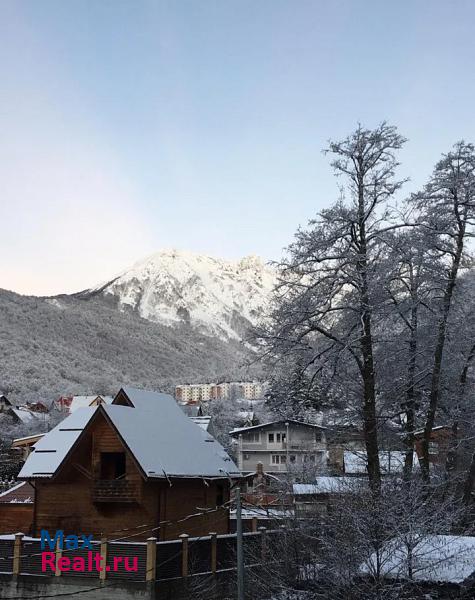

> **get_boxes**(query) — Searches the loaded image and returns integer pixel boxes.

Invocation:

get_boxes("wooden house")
[18,387,240,540]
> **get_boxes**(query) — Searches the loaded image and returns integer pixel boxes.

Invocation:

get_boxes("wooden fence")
[0,528,283,583]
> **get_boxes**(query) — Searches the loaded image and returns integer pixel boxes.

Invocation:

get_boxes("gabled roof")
[69,395,113,413]
[19,387,240,480]
[9,407,39,424]
[230,419,326,436]
[113,386,176,410]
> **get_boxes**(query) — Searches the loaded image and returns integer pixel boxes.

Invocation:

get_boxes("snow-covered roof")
[293,477,365,495]
[344,451,416,474]
[230,419,326,436]
[413,425,448,436]
[10,408,39,424]
[19,387,240,480]
[230,507,293,519]
[190,416,212,432]
[69,395,113,413]
[18,408,93,478]
[361,535,475,584]
[11,433,45,448]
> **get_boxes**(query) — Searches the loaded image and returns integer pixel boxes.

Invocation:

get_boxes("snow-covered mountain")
[87,250,276,340]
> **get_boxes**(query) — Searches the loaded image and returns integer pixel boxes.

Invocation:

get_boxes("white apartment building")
[175,381,266,404]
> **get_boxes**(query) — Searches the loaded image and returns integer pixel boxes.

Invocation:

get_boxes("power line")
[0,498,233,563]
[5,520,233,599]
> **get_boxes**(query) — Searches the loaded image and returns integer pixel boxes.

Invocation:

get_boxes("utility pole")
[236,486,245,600]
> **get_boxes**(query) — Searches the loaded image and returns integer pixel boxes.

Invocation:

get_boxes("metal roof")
[230,419,326,436]
[19,387,240,480]
[18,408,94,478]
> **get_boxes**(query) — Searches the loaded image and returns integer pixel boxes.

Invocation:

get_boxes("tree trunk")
[462,451,475,505]
[403,302,418,479]
[420,228,464,481]
[357,172,381,495]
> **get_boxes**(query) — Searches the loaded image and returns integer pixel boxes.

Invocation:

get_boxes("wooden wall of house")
[158,479,229,540]
[0,504,34,535]
[31,411,230,541]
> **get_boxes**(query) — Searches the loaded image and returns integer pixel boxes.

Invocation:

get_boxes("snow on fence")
[0,529,283,583]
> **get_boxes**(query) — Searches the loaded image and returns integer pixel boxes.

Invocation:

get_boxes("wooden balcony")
[92,480,140,503]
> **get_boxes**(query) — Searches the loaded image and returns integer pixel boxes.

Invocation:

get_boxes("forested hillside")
[0,289,254,404]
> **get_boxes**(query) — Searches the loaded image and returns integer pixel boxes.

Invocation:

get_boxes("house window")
[100,452,126,480]
[245,432,260,443]
[268,433,275,443]
[315,431,321,442]
[275,432,287,443]
[243,453,250,460]
[429,442,439,454]
[304,455,316,464]
[290,455,296,463]
[271,455,286,465]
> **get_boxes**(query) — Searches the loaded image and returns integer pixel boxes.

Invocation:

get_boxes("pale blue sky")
[2,0,475,295]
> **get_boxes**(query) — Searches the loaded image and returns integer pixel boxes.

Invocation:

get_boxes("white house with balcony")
[230,420,327,474]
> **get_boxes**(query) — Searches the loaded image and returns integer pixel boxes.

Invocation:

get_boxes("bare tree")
[410,142,475,481]
[256,123,407,495]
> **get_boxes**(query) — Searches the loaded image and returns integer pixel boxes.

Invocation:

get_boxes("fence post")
[251,517,258,532]
[99,536,108,581]
[210,532,217,574]
[55,536,62,577]
[12,532,24,576]
[146,537,157,582]
[179,534,189,578]
[258,526,267,563]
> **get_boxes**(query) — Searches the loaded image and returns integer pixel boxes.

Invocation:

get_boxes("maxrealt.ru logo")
[40,530,138,573]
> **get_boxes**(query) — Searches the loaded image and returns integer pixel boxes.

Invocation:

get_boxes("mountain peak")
[91,250,276,340]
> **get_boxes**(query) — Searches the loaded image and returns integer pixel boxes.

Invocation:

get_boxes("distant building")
[53,394,113,414]
[26,401,49,414]
[230,420,327,474]
[413,425,455,468]
[293,477,364,516]
[343,450,416,475]
[7,407,40,425]
[11,433,45,460]
[175,381,266,404]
